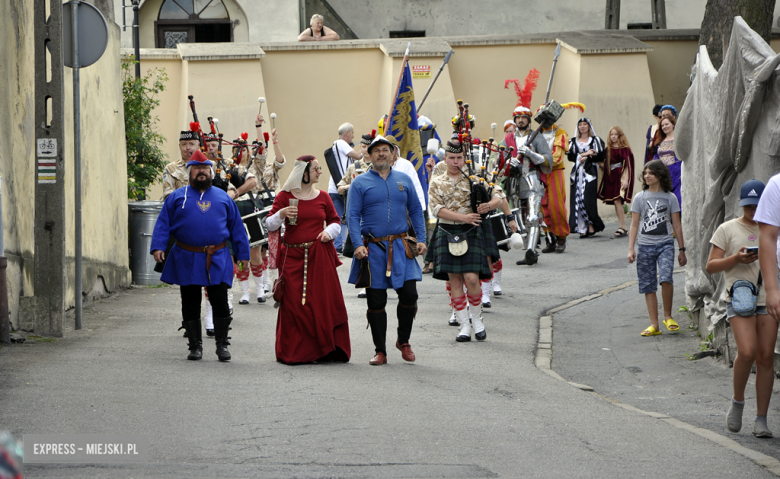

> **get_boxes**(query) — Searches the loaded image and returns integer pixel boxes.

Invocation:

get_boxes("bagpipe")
[452,100,507,217]
[187,95,232,192]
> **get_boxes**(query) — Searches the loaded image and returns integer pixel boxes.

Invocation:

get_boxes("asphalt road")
[1,224,776,478]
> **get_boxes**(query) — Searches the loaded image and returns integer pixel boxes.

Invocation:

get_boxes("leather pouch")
[447,233,468,257]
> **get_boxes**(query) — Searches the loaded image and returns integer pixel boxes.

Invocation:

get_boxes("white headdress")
[281,155,317,192]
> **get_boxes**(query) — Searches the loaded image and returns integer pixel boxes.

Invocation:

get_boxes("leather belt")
[283,241,316,305]
[369,233,406,277]
[175,240,227,283]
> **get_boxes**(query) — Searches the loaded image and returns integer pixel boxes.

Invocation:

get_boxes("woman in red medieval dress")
[598,126,635,238]
[265,155,351,364]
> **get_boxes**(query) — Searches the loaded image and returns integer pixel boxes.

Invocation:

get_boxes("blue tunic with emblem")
[346,169,426,290]
[151,185,250,286]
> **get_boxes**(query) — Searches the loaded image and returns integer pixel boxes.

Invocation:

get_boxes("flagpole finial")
[405,42,410,56]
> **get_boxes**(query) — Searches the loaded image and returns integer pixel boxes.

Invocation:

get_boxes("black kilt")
[432,223,495,281]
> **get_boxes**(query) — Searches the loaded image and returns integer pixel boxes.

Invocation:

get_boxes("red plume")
[472,138,480,144]
[240,132,249,141]
[190,121,200,132]
[263,132,270,142]
[505,68,540,109]
[371,129,377,139]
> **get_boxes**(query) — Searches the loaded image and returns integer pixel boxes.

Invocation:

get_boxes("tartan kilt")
[432,223,493,281]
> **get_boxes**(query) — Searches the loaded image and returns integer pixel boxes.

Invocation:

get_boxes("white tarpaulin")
[676,17,780,328]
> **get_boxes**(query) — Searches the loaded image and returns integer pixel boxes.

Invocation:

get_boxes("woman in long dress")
[651,116,682,210]
[598,126,635,237]
[265,155,351,364]
[567,118,605,238]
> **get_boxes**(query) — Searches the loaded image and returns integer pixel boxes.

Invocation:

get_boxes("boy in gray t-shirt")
[631,190,680,245]
[628,160,686,337]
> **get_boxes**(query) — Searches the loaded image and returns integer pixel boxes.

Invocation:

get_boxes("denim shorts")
[636,240,675,294]
[726,302,768,318]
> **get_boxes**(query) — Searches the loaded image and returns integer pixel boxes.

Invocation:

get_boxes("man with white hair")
[328,123,361,253]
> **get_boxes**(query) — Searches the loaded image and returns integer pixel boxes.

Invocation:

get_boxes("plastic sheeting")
[676,17,780,328]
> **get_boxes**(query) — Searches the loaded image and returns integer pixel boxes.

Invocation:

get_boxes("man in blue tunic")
[151,150,250,361]
[347,136,427,365]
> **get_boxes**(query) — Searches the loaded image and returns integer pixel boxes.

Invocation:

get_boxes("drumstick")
[258,97,266,116]
[270,113,277,130]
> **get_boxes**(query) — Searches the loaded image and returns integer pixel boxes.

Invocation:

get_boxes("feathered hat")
[361,129,377,145]
[505,69,540,119]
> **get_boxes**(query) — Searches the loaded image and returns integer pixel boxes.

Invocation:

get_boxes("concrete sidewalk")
[552,276,780,462]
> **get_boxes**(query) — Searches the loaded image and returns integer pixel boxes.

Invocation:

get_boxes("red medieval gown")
[268,190,351,364]
[597,147,635,205]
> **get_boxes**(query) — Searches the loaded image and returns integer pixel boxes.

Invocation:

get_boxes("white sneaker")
[239,280,251,305]
[492,270,502,295]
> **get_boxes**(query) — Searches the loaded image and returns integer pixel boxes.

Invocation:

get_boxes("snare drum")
[242,206,273,247]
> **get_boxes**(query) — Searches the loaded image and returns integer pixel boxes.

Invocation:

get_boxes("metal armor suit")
[511,132,553,262]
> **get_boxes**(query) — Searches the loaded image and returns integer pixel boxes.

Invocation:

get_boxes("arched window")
[156,0,231,49]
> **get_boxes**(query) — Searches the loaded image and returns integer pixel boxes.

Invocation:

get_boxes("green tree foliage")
[122,57,168,200]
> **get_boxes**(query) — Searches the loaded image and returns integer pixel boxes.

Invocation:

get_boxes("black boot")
[366,309,388,358]
[541,235,557,253]
[180,320,202,360]
[213,316,232,361]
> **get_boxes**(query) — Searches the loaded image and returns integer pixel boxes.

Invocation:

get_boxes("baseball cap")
[739,179,765,206]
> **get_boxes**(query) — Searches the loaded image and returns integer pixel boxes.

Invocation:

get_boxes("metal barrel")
[128,201,163,286]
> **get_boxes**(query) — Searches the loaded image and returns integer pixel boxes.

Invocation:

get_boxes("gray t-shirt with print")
[631,190,680,246]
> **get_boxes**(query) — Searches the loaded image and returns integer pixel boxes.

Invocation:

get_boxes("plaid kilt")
[432,223,494,281]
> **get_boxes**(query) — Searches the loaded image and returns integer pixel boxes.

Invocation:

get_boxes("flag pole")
[385,42,411,134]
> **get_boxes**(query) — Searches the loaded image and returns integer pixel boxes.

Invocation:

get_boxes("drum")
[242,207,272,247]
[489,208,519,251]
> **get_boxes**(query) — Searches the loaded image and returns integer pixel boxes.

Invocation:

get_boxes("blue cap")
[739,179,765,206]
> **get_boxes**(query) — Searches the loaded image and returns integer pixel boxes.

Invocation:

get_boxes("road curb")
[536,282,780,477]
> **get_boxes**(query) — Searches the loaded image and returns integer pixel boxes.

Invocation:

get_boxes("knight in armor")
[503,106,553,266]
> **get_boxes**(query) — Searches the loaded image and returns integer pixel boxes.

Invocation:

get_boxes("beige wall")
[140,35,706,221]
[1,0,35,331]
[2,3,131,330]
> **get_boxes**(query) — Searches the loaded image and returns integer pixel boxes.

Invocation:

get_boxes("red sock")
[251,263,265,278]
[236,268,250,282]
[493,259,503,273]
[445,282,453,308]
[467,292,481,307]
[452,294,468,311]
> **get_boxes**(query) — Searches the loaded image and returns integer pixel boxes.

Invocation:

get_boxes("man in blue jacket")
[151,150,250,361]
[347,136,427,365]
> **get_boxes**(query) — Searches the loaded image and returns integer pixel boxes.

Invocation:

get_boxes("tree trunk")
[699,0,775,70]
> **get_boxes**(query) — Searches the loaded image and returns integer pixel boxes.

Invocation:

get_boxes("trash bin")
[128,201,163,286]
